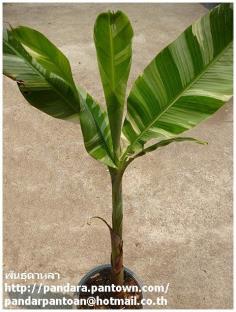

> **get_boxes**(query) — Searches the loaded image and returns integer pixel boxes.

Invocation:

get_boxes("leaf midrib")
[108,13,115,92]
[122,40,232,160]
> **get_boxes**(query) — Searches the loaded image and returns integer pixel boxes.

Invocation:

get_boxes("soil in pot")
[76,266,143,309]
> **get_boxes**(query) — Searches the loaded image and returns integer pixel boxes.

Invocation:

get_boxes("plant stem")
[109,167,124,285]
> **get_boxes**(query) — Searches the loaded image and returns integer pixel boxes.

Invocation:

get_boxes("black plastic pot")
[75,264,143,309]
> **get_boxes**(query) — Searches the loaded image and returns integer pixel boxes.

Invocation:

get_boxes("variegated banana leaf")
[3,26,80,118]
[94,11,133,156]
[128,137,207,163]
[3,26,116,168]
[77,86,115,168]
[122,3,233,160]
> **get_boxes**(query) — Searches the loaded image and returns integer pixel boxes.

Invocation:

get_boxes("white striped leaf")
[129,137,207,162]
[78,86,116,168]
[94,11,133,156]
[3,26,80,118]
[3,26,116,168]
[122,4,233,160]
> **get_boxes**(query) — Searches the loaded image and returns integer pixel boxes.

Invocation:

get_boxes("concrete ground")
[3,3,233,309]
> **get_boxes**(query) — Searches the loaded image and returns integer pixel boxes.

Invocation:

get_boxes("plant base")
[75,264,143,309]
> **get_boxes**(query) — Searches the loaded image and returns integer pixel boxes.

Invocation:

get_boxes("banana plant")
[3,4,233,286]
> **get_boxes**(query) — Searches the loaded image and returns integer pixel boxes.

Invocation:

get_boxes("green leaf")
[122,4,233,159]
[94,10,133,156]
[3,26,116,168]
[3,26,80,120]
[129,137,207,162]
[77,86,116,168]
[12,26,77,88]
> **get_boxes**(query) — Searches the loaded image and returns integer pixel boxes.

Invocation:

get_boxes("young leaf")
[94,10,133,156]
[122,4,233,159]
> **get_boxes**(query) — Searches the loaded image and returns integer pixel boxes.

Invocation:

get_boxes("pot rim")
[78,264,143,290]
[75,264,144,309]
